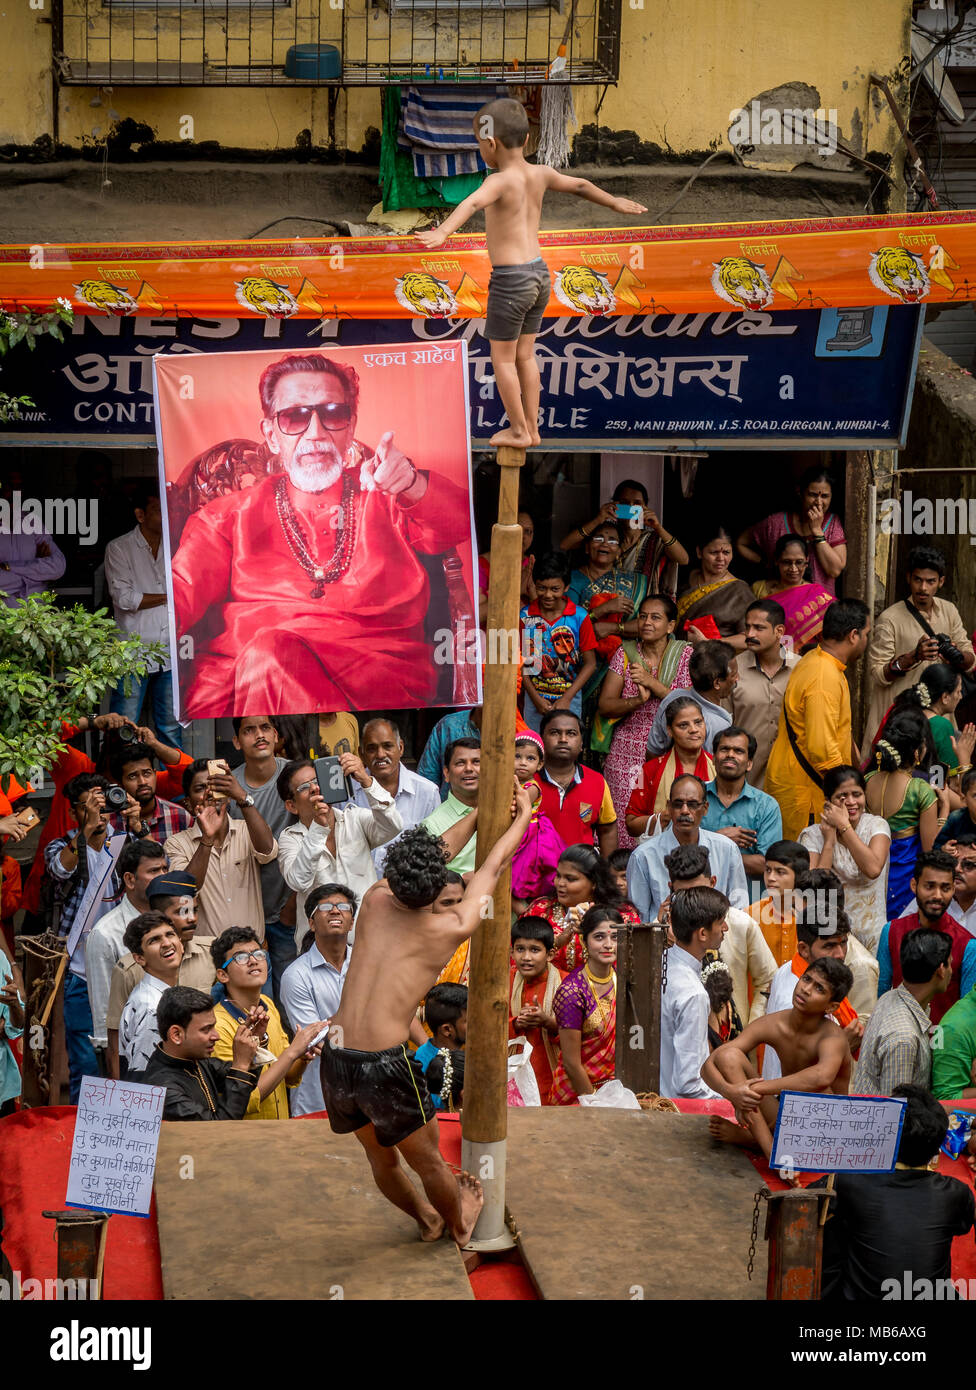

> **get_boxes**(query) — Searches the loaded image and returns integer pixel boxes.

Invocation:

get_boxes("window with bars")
[54,0,619,85]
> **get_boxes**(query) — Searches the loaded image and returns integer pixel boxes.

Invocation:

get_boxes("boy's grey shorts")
[486,257,551,341]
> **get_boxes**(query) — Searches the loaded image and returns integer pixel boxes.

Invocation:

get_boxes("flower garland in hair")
[876,738,901,768]
[916,682,932,709]
[437,1047,454,1107]
[701,958,731,984]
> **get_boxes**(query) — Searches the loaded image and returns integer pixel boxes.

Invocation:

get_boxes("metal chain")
[659,925,668,994]
[746,1188,769,1281]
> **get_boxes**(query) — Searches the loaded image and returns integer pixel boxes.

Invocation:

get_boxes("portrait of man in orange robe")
[168,351,474,717]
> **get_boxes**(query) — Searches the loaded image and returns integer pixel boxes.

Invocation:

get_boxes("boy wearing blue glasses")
[210,925,327,1120]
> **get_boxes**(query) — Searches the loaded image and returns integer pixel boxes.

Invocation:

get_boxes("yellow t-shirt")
[212,995,294,1120]
[318,712,360,756]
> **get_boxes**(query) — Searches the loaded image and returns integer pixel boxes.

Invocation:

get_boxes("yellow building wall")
[1,0,909,170]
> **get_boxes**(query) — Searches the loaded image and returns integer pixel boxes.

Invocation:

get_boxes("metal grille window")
[54,0,620,85]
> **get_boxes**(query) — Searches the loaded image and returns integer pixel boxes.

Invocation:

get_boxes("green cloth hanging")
[379,87,484,212]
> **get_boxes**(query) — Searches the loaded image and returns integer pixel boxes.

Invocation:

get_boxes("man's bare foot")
[490,426,533,448]
[452,1171,484,1247]
[708,1115,760,1149]
[418,1209,446,1242]
[529,429,541,448]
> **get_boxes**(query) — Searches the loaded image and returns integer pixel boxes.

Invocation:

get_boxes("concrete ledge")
[0,158,874,244]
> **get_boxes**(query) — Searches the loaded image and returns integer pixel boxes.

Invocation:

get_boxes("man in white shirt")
[354,718,440,875]
[660,886,729,1098]
[659,842,776,1029]
[85,839,168,1051]
[280,881,355,1115]
[104,485,180,749]
[118,911,184,1075]
[276,755,401,945]
[627,775,750,923]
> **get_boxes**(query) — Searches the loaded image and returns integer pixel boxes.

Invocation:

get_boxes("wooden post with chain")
[460,444,525,1249]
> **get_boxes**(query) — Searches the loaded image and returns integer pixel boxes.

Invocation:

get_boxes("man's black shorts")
[320,1041,436,1147]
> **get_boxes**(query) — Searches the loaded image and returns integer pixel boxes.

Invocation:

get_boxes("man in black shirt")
[822,1084,975,1300]
[137,985,263,1119]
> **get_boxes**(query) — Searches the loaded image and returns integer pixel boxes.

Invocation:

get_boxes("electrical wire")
[648,150,725,225]
[247,216,342,238]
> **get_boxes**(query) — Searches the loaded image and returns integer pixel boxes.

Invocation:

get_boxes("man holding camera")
[865,545,975,748]
[276,754,401,945]
[44,772,146,1099]
[162,759,277,940]
[105,738,193,847]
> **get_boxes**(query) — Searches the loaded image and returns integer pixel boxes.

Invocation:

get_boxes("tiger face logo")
[711,257,774,310]
[235,277,300,318]
[394,273,458,318]
[73,279,139,316]
[553,265,615,316]
[868,246,930,304]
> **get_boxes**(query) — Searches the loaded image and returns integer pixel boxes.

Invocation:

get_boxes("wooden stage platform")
[153,1109,766,1300]
[506,1108,767,1300]
[154,1120,474,1301]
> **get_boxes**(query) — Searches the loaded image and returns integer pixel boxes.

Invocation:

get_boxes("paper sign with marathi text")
[66,1075,165,1217]
[770,1092,907,1175]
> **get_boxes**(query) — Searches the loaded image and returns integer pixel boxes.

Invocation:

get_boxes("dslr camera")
[935,632,969,672]
[104,784,128,812]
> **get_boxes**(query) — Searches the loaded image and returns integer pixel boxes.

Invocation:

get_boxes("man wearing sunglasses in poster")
[169,353,473,717]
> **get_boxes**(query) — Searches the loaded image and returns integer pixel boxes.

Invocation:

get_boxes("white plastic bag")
[577,1079,641,1110]
[506,1038,541,1107]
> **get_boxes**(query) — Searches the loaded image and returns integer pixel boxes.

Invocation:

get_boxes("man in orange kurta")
[765,600,871,842]
[171,353,472,719]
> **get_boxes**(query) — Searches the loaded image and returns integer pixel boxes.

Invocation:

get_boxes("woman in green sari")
[677,524,754,652]
[566,522,648,745]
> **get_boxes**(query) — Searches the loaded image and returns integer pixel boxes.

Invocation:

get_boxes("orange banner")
[2,210,975,321]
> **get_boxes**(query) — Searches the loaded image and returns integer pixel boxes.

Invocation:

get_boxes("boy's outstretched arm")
[453,779,534,939]
[544,168,647,215]
[753,1032,851,1099]
[415,179,506,248]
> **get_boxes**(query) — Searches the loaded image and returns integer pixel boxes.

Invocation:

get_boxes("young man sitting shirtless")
[701,954,854,1166]
[322,778,534,1246]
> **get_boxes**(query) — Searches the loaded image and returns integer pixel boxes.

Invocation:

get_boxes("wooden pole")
[461,444,524,1250]
[614,922,665,1094]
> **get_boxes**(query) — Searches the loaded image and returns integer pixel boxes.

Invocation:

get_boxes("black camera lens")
[118,725,137,743]
[104,784,128,811]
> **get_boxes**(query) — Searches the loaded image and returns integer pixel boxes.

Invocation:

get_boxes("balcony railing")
[54,0,621,85]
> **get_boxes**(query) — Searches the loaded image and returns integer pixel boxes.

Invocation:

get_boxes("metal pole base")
[460,1137,515,1252]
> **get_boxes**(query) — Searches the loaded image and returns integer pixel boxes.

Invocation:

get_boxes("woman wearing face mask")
[798,765,892,955]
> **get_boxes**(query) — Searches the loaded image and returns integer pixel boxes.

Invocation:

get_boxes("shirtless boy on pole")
[701,955,854,1165]
[322,779,533,1246]
[416,98,646,449]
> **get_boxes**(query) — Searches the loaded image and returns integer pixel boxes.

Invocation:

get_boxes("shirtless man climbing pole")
[701,955,854,1168]
[322,777,534,1246]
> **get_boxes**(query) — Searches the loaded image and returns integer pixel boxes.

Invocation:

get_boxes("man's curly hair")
[385,826,450,908]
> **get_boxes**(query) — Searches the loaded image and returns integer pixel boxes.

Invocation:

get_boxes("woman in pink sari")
[736,465,847,595]
[751,533,834,652]
[550,906,622,1105]
[596,593,693,847]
